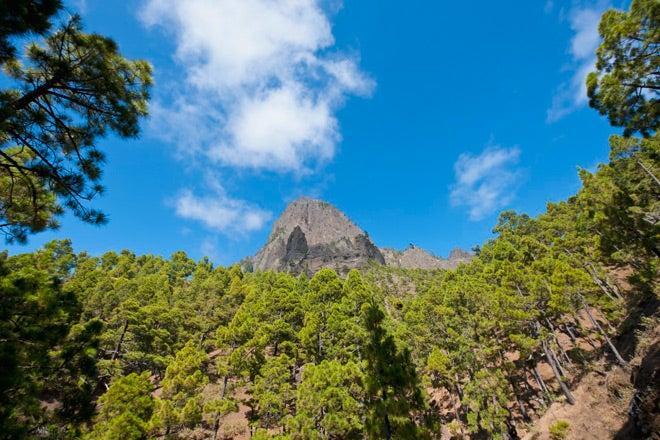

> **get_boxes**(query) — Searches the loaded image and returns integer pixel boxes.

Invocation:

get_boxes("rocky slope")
[248,197,471,275]
[381,245,471,270]
[250,197,384,275]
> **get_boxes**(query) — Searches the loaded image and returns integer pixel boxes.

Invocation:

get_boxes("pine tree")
[299,269,344,362]
[0,0,62,63]
[252,354,295,429]
[362,302,425,440]
[203,397,238,440]
[0,13,152,242]
[586,0,659,136]
[0,249,101,438]
[85,372,154,440]
[290,360,364,439]
[150,342,208,435]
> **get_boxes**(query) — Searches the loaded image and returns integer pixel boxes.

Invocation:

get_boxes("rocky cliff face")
[249,197,471,275]
[380,245,469,270]
[251,197,384,275]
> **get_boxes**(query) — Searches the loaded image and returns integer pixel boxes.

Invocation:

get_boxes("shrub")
[549,420,570,440]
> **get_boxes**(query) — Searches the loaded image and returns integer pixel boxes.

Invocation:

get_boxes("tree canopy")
[0,3,152,243]
[0,0,657,438]
[587,0,659,136]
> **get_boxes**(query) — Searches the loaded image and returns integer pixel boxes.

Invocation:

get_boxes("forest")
[0,0,658,439]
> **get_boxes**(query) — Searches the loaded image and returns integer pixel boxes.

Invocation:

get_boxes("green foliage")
[581,135,659,267]
[2,149,649,437]
[363,302,426,439]
[587,0,659,136]
[0,147,62,240]
[150,342,208,434]
[549,420,570,440]
[299,269,344,362]
[0,3,655,439]
[0,244,101,438]
[462,369,509,438]
[0,242,102,438]
[253,354,295,428]
[0,0,62,63]
[1,194,648,438]
[0,11,152,242]
[86,372,154,440]
[290,360,364,439]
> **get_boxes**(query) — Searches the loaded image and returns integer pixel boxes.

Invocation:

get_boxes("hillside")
[0,1,657,439]
[5,242,655,440]
[381,246,472,270]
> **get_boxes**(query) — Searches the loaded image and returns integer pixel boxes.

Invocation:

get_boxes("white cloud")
[141,0,332,93]
[148,98,225,163]
[450,146,522,221]
[174,185,272,235]
[141,0,374,173]
[547,3,608,122]
[211,84,338,171]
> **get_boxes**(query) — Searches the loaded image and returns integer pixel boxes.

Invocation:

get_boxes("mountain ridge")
[247,197,471,274]
[381,244,471,271]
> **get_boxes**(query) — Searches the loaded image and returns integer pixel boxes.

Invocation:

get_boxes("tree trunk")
[111,320,129,361]
[542,341,576,405]
[573,317,599,350]
[221,375,228,398]
[637,159,660,188]
[548,342,567,376]
[534,320,567,375]
[317,315,325,360]
[509,378,529,421]
[545,318,573,366]
[521,374,533,397]
[586,262,623,301]
[212,416,219,440]
[383,394,393,440]
[532,367,551,403]
[603,274,623,301]
[544,341,567,382]
[582,299,627,366]
[564,324,578,344]
[384,413,392,440]
[453,402,461,424]
[563,249,622,301]
[587,262,623,300]
[507,413,521,440]
[522,374,542,407]
[453,380,467,428]
[454,376,464,399]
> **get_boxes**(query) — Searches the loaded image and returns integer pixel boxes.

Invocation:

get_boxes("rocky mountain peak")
[249,197,471,275]
[251,197,384,275]
[268,197,365,245]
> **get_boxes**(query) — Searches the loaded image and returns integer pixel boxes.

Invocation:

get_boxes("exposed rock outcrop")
[248,197,472,275]
[251,197,384,275]
[381,245,470,270]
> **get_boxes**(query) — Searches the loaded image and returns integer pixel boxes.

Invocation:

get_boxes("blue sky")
[6,0,626,265]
